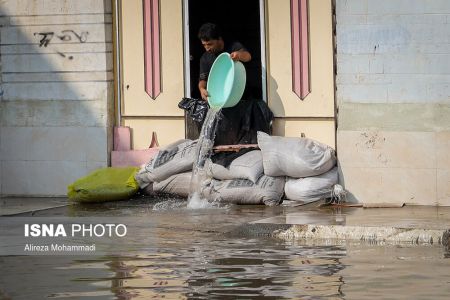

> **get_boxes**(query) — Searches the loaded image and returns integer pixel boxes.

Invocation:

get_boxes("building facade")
[1,0,449,205]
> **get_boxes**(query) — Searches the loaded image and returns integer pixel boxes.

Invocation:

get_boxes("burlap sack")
[201,175,285,206]
[284,167,338,202]
[257,132,336,178]
[207,150,263,183]
[135,139,197,185]
[153,172,192,198]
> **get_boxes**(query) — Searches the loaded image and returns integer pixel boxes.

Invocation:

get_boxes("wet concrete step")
[0,197,68,216]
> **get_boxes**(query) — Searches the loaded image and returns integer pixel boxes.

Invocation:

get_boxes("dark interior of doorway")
[186,0,262,139]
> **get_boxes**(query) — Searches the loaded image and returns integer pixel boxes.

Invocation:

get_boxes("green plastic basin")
[207,52,246,109]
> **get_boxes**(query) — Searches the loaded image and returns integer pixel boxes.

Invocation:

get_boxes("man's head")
[198,23,224,54]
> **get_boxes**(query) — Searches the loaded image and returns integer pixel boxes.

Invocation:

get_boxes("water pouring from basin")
[188,108,220,209]
[187,53,247,208]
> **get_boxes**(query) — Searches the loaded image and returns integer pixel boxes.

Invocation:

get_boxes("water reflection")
[85,239,346,300]
[1,240,449,299]
[1,200,450,299]
[339,244,450,299]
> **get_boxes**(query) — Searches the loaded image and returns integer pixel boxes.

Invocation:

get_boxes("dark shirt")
[199,41,246,81]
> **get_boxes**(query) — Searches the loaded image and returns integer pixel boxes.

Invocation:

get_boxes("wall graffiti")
[34,32,54,47]
[33,30,89,60]
[34,30,89,47]
[56,51,74,60]
[58,30,89,43]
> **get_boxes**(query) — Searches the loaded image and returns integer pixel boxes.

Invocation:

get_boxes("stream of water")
[187,109,221,209]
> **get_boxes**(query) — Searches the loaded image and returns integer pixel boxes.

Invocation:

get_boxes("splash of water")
[153,199,186,211]
[187,108,221,209]
[187,192,214,209]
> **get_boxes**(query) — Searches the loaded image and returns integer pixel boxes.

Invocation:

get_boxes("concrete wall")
[336,0,450,205]
[0,0,114,196]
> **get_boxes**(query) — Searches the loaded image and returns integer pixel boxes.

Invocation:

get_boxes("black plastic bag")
[214,99,273,146]
[178,97,209,123]
[212,99,274,167]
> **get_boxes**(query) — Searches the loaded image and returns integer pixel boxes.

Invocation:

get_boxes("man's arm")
[230,49,251,62]
[198,79,208,101]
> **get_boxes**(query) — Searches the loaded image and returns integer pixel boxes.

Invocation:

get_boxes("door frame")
[182,0,267,102]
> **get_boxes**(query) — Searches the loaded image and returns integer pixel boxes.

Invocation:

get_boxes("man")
[197,23,252,101]
[195,22,273,150]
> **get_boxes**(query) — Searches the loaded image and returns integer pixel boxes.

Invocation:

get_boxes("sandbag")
[153,172,192,198]
[201,175,285,206]
[141,183,155,196]
[285,167,338,202]
[207,150,263,183]
[67,167,139,203]
[135,165,153,189]
[257,132,336,178]
[135,139,197,185]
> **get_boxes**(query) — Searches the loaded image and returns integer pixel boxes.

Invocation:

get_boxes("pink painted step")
[111,126,159,167]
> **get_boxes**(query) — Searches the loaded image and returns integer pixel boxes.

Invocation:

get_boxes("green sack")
[68,167,139,203]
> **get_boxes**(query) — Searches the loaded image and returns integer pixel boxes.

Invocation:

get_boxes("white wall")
[0,0,114,196]
[336,0,450,104]
[335,0,450,206]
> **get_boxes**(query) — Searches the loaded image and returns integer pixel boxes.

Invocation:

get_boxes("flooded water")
[1,199,449,299]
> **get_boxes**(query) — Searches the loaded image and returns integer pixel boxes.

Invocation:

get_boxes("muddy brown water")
[0,197,449,299]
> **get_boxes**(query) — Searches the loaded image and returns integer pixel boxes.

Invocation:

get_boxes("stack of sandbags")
[200,150,285,206]
[135,139,197,197]
[257,132,338,204]
[135,140,285,205]
[135,131,339,206]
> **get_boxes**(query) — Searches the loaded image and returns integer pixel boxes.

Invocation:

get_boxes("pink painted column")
[291,0,310,99]
[143,0,161,99]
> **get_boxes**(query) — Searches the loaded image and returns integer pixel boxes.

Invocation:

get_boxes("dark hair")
[197,23,222,41]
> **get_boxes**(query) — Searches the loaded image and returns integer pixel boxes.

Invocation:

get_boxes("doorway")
[183,0,265,138]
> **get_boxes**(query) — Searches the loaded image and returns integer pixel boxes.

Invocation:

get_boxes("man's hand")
[230,50,251,62]
[230,51,240,61]
[198,80,209,101]
[200,87,209,101]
